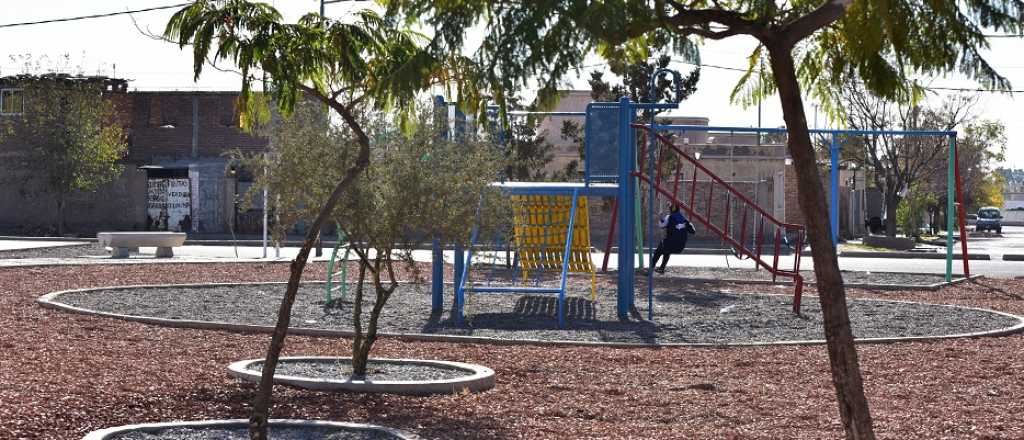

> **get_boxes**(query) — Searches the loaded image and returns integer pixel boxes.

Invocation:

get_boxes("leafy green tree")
[839,84,977,237]
[236,101,504,377]
[506,114,558,181]
[952,120,1007,212]
[164,2,448,438]
[0,75,128,235]
[589,54,699,111]
[383,0,1024,438]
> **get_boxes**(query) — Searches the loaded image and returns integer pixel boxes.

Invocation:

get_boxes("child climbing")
[646,204,693,274]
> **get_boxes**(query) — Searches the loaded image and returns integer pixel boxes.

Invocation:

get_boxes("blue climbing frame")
[430,93,970,327]
[452,186,611,328]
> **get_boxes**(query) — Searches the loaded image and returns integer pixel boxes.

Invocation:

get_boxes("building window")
[1,88,24,115]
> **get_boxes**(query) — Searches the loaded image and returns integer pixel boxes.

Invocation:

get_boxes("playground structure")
[324,70,971,328]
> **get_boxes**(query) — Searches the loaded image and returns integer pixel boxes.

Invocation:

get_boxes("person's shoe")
[638,268,650,275]
[655,267,666,274]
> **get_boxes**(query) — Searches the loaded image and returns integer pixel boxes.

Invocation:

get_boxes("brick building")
[0,74,266,235]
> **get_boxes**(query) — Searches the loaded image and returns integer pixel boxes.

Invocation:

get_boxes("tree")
[0,74,128,235]
[839,85,976,236]
[236,101,503,376]
[164,2,447,438]
[952,120,1007,212]
[383,0,1024,438]
[589,54,699,108]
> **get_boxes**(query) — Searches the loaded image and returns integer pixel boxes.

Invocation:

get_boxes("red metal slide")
[602,124,807,313]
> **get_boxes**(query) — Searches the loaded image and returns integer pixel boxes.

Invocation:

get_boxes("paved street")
[2,232,1022,278]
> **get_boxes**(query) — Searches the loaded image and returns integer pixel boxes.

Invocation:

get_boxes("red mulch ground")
[1,263,1023,440]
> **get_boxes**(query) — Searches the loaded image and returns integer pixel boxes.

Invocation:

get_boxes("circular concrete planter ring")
[228,356,495,395]
[82,418,422,440]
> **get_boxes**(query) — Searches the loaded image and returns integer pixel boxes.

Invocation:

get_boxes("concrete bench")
[97,232,187,258]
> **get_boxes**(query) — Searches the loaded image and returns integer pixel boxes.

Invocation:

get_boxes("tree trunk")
[351,259,368,377]
[352,258,395,377]
[885,192,899,237]
[56,193,66,236]
[767,44,877,440]
[248,111,371,440]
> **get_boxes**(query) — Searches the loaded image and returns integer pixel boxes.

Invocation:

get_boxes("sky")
[1,0,1021,167]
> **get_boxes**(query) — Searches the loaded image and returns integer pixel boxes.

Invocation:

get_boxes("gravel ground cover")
[254,359,473,382]
[0,242,108,259]
[52,281,1020,344]
[4,262,1024,439]
[108,426,396,440]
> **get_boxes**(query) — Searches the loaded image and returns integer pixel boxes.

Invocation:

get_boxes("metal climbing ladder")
[629,124,806,312]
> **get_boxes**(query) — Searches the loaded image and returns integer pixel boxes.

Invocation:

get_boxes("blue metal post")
[454,243,464,289]
[617,97,635,319]
[645,68,682,321]
[557,189,581,328]
[945,134,955,282]
[431,239,443,312]
[830,135,840,246]
[454,243,464,323]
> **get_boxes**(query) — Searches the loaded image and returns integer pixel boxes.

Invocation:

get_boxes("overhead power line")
[0,3,190,29]
[926,86,1024,93]
[581,59,1024,93]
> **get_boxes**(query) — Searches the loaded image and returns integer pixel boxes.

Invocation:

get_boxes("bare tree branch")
[781,0,853,45]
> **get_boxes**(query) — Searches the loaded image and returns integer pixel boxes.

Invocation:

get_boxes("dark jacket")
[660,211,689,253]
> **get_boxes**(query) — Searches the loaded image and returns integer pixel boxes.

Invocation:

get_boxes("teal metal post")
[945,134,955,282]
[830,135,840,246]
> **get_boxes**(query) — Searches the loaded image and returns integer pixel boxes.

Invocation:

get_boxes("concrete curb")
[677,273,982,291]
[228,356,495,395]
[38,281,1024,349]
[82,419,422,440]
[0,258,299,270]
[839,250,990,260]
[0,236,96,242]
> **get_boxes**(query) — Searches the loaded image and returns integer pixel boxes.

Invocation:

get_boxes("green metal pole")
[945,134,955,282]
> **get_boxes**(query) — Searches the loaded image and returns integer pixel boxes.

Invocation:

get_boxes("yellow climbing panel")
[510,194,597,300]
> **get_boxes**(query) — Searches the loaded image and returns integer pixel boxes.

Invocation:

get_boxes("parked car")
[975,207,1002,234]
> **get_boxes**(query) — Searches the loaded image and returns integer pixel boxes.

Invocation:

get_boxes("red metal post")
[755,215,765,264]
[672,159,683,200]
[953,142,970,276]
[706,183,714,222]
[655,142,666,185]
[792,276,803,314]
[739,206,749,254]
[723,194,731,238]
[793,226,804,274]
[772,227,781,282]
[689,166,698,209]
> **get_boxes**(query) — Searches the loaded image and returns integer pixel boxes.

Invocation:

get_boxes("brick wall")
[129,92,266,162]
[0,88,267,234]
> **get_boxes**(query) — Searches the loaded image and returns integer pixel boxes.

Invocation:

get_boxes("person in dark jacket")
[647,204,690,274]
